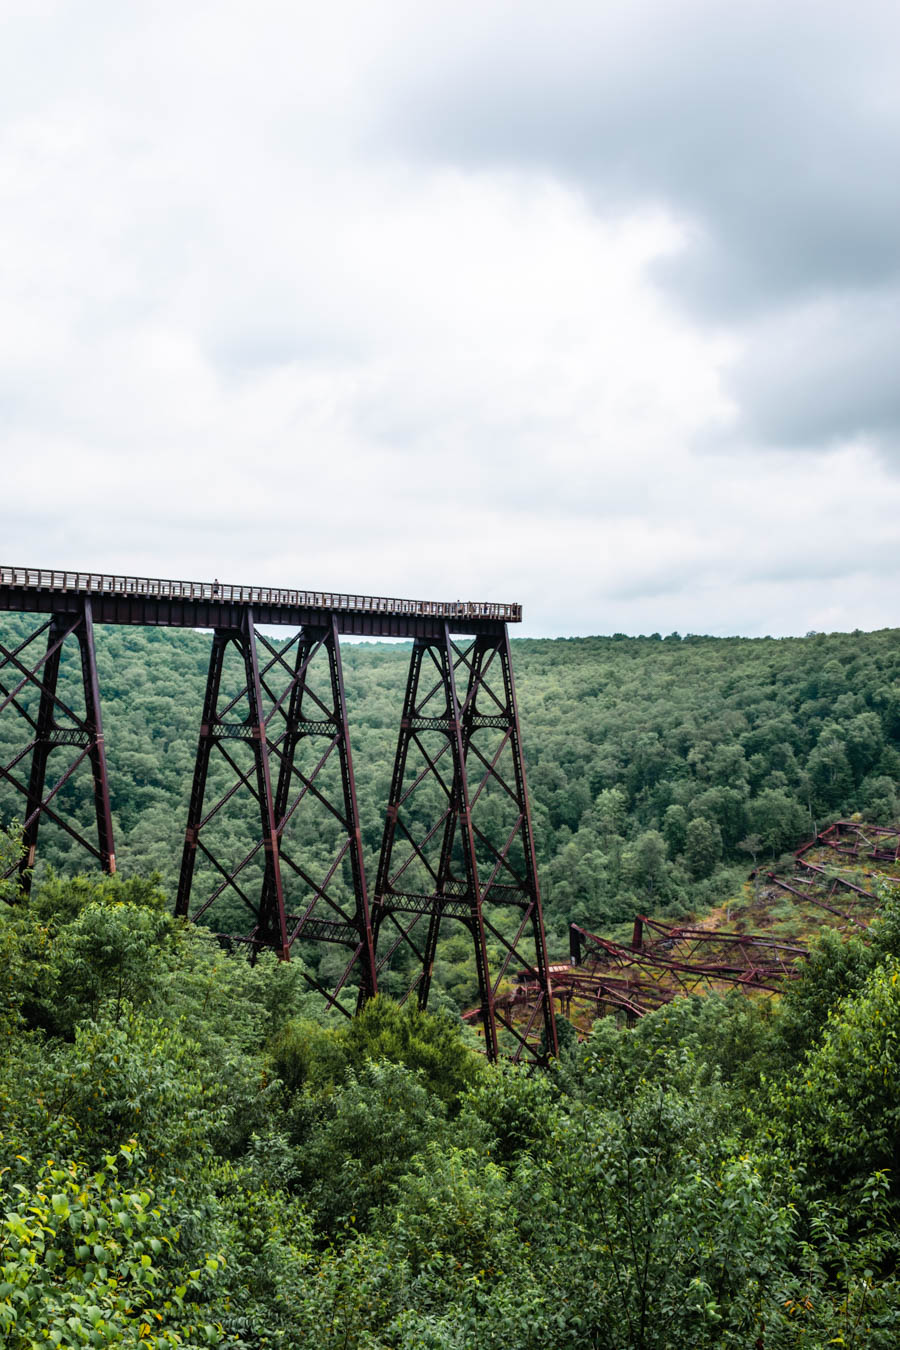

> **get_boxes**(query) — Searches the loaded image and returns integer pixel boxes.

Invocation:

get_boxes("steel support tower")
[174,612,377,1015]
[371,625,556,1063]
[0,596,114,893]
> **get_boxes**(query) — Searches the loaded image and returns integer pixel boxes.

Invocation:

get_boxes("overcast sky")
[2,0,899,637]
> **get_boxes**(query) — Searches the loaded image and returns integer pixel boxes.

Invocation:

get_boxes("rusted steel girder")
[571,921,805,995]
[488,919,811,1037]
[485,926,804,1037]
[628,914,807,979]
[463,968,667,1031]
[174,613,377,1014]
[0,600,115,893]
[763,868,876,930]
[370,624,557,1066]
[796,820,900,868]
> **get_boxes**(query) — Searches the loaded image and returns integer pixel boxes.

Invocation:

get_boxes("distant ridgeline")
[2,618,900,1015]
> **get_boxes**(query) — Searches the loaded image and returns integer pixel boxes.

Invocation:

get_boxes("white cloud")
[1,2,897,638]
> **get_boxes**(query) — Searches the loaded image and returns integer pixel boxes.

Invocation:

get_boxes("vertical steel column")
[495,625,557,1059]
[370,640,433,987]
[416,647,481,1012]
[325,617,378,1005]
[259,619,377,1003]
[175,628,228,918]
[257,629,310,947]
[444,622,497,1053]
[420,628,497,1050]
[440,628,557,1061]
[78,598,116,880]
[243,610,289,958]
[176,611,288,953]
[19,615,66,886]
[372,639,426,928]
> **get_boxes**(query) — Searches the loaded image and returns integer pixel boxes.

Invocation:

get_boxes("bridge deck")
[0,565,520,638]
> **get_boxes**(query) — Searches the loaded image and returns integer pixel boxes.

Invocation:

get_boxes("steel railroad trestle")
[0,566,556,1064]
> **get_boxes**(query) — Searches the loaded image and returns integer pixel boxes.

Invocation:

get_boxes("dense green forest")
[2,856,900,1346]
[3,620,900,966]
[3,624,900,1344]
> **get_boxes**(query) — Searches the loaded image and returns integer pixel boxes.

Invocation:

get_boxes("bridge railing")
[0,566,521,623]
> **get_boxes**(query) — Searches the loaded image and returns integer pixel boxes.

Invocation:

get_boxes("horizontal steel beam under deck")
[0,566,520,639]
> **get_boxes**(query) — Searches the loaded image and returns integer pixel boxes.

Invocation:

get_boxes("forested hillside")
[4,625,900,1345]
[2,858,900,1346]
[3,620,900,955]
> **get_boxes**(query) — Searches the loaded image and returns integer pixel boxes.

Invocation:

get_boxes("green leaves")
[778,956,900,1196]
[1,873,175,1040]
[295,1059,450,1235]
[0,1144,225,1348]
[341,997,486,1107]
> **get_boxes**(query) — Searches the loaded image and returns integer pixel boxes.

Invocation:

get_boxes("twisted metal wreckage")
[468,821,890,1038]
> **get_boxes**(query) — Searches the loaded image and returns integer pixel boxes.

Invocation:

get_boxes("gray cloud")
[382,0,900,315]
[3,1,900,638]
[729,290,900,451]
[377,0,900,454]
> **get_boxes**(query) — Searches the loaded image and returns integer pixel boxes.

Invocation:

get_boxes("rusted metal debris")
[464,821,894,1039]
[761,819,891,932]
[463,917,808,1034]
[796,818,900,868]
